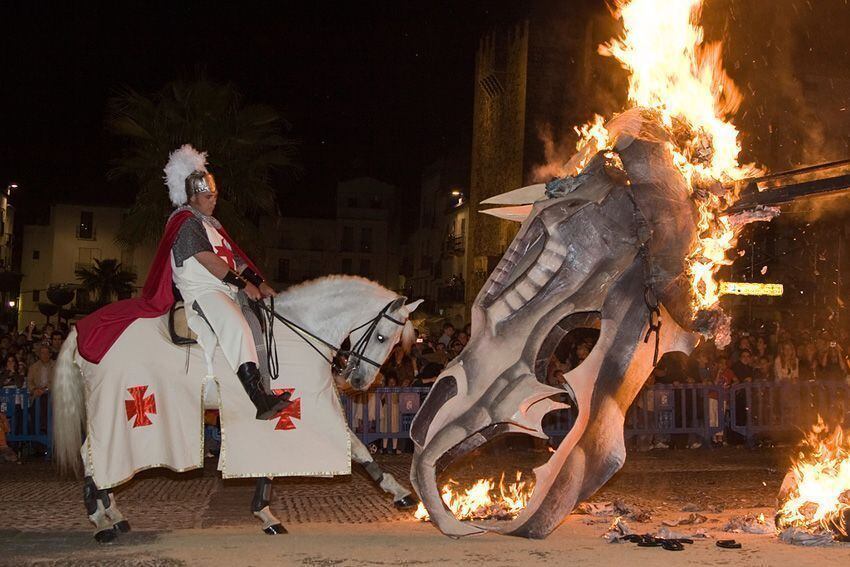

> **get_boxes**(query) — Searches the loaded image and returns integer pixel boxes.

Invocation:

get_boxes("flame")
[776,417,850,537]
[413,472,534,522]
[570,0,762,312]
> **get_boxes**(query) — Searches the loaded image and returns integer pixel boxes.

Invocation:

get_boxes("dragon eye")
[377,334,386,343]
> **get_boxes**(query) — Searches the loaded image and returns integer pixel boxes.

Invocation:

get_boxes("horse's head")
[343,296,423,391]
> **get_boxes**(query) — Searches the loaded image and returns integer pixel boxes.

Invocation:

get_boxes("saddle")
[168,287,197,346]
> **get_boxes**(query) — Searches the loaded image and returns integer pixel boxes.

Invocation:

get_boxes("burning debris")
[413,473,534,523]
[723,513,773,535]
[776,418,850,543]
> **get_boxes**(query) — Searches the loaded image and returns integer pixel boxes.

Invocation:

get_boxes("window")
[341,258,353,274]
[78,211,94,239]
[370,195,382,209]
[341,226,354,252]
[277,258,290,281]
[360,227,373,253]
[359,259,371,278]
[347,196,358,208]
[32,250,40,260]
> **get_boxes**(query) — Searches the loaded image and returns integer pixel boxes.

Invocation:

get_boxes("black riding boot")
[237,362,291,420]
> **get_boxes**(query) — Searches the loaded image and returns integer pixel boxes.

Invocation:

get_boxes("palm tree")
[75,259,137,308]
[107,77,301,254]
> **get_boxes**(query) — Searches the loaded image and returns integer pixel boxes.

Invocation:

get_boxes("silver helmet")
[185,170,217,201]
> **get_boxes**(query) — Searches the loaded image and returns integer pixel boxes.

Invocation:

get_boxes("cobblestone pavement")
[0,455,414,532]
[3,447,838,566]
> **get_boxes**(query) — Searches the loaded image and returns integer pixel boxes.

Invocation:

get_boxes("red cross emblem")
[214,244,236,269]
[125,385,157,428]
[272,388,301,431]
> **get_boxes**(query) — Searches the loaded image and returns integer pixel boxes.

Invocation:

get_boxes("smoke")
[531,123,571,181]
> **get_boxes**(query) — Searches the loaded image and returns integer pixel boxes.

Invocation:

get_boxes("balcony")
[445,234,465,256]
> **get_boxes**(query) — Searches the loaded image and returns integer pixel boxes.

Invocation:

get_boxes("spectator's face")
[436,343,446,353]
[450,342,462,356]
[576,344,590,360]
[756,337,766,350]
[38,347,51,363]
[190,192,218,216]
[457,332,469,345]
[17,362,26,374]
[444,326,455,337]
[51,335,63,349]
[387,377,398,387]
[740,352,752,365]
[782,342,796,358]
[5,357,15,371]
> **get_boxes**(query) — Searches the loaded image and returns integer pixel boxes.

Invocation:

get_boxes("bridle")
[254,298,406,380]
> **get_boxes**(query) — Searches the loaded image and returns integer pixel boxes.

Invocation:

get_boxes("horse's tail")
[53,328,85,476]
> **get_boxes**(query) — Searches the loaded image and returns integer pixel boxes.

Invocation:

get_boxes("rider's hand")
[244,282,262,301]
[259,282,277,298]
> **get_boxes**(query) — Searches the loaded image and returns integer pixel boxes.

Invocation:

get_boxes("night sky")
[4,1,850,224]
[0,2,533,219]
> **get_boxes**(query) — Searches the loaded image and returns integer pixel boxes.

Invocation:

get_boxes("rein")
[253,298,405,378]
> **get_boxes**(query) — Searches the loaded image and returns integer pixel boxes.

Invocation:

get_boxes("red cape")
[76,210,262,364]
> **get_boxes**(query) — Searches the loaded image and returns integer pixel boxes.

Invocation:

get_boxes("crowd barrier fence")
[1,388,52,454]
[9,381,850,459]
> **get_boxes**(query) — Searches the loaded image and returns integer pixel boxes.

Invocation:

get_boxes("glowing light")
[7,300,15,308]
[718,282,784,297]
[413,473,534,522]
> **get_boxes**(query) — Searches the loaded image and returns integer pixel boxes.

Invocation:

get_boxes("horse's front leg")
[350,429,417,509]
[252,477,287,534]
[83,476,128,543]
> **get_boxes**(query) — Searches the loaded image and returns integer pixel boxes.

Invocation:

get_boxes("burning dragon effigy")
[410,0,777,538]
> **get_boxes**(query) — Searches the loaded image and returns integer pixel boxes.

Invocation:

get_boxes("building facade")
[404,159,470,326]
[18,204,155,326]
[263,177,402,291]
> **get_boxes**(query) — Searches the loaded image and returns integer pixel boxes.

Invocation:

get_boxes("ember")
[413,473,534,522]
[776,417,850,541]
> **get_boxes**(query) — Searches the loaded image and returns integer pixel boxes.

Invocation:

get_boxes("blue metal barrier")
[1,387,52,455]
[728,379,850,441]
[344,387,430,446]
[344,384,731,448]
[625,384,726,444]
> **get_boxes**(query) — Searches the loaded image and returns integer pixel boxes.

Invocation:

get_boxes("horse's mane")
[275,274,397,305]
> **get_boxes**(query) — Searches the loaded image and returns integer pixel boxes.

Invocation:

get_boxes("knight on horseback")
[163,145,290,420]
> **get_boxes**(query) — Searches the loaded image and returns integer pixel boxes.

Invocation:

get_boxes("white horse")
[53,276,422,542]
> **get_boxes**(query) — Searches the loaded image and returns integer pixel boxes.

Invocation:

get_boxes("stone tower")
[465,23,528,308]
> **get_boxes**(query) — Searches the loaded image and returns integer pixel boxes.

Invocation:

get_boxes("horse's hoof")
[263,523,288,535]
[113,520,131,533]
[94,528,117,543]
[394,495,419,510]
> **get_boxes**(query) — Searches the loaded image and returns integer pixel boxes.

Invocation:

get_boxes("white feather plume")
[164,144,208,206]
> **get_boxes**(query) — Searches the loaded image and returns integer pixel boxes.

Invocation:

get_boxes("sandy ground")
[5,517,850,567]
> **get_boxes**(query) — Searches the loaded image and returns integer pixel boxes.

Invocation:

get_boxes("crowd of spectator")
[0,321,66,461]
